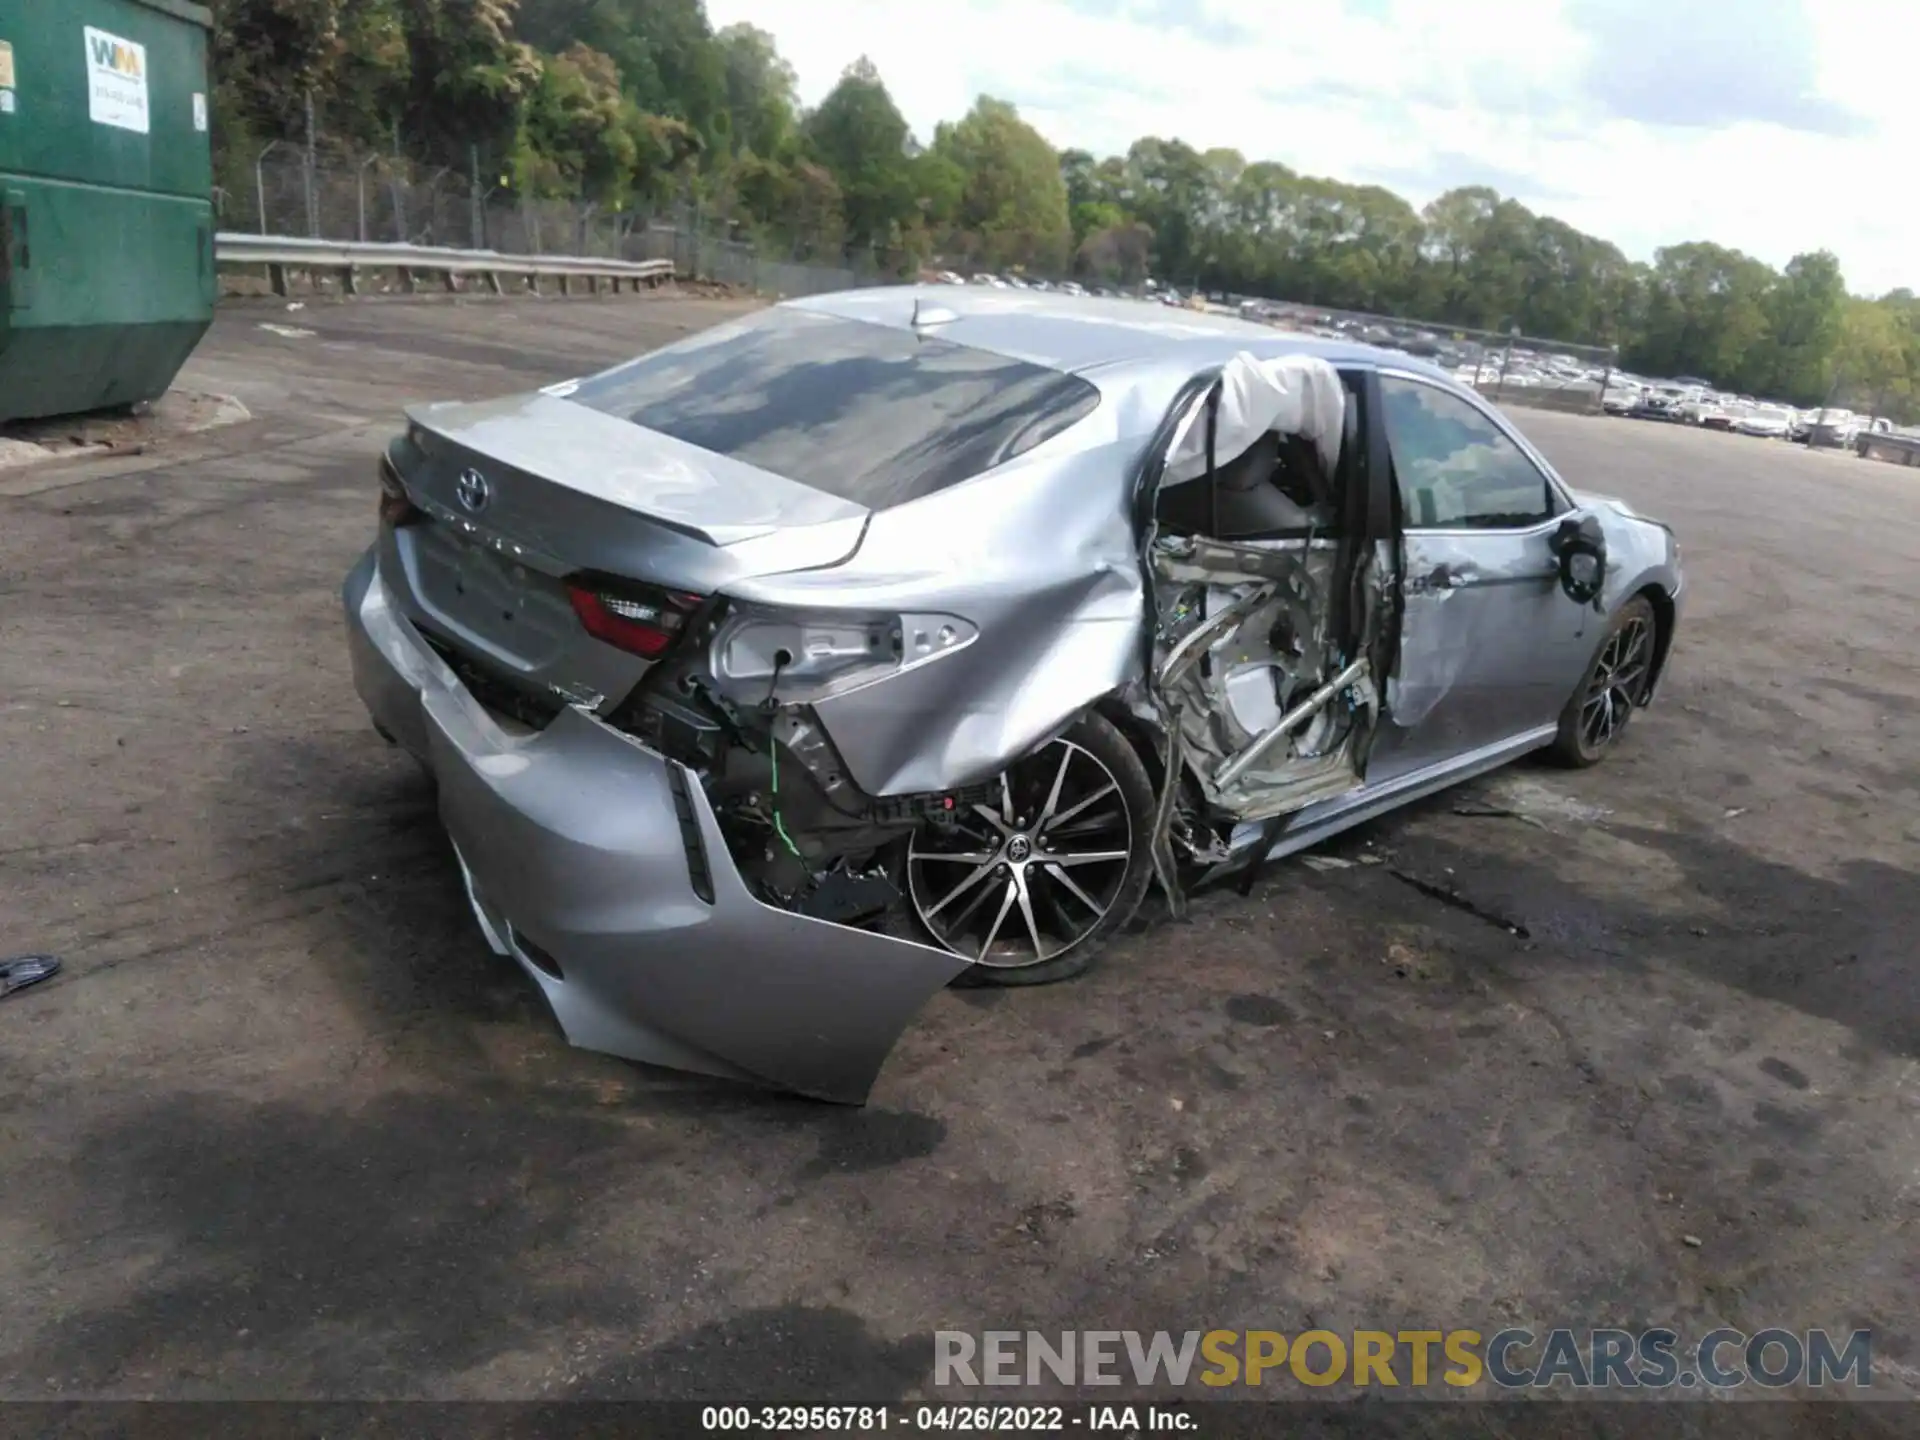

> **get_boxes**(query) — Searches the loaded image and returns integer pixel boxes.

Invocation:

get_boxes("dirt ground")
[1,293,1915,1422]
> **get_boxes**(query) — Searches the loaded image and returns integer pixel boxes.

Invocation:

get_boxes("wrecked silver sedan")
[343,289,1683,1102]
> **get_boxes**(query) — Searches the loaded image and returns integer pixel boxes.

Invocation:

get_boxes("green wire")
[769,738,804,859]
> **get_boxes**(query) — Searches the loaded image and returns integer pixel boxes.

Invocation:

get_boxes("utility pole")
[469,144,483,249]
[389,118,407,243]
[303,91,318,238]
[254,139,288,235]
[1495,325,1520,404]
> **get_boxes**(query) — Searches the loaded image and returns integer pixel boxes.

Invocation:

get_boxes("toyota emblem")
[455,467,492,513]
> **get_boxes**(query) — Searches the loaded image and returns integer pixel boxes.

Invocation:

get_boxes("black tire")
[1549,595,1657,767]
[905,710,1156,986]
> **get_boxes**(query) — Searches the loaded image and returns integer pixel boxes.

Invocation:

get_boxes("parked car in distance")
[1631,388,1687,421]
[1681,393,1737,429]
[1603,381,1645,415]
[1808,409,1864,448]
[1734,403,1794,439]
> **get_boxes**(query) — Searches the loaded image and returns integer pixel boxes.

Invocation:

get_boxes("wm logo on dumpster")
[88,34,145,79]
[83,26,149,134]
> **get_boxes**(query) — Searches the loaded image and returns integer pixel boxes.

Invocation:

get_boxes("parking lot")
[2,293,1916,1415]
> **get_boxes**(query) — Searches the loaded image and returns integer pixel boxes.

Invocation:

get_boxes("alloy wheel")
[906,737,1133,968]
[1580,613,1652,752]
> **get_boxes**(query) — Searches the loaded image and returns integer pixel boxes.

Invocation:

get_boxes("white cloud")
[708,0,1920,296]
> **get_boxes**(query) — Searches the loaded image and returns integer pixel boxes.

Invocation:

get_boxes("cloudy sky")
[706,0,1917,295]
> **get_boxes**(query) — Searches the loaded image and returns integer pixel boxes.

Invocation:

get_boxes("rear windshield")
[567,308,1100,509]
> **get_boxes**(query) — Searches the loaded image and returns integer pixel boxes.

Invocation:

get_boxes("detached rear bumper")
[342,548,968,1102]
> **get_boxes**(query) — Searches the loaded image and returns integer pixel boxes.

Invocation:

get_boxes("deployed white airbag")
[1163,351,1346,485]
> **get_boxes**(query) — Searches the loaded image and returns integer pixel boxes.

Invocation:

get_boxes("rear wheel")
[1550,595,1656,767]
[905,711,1155,986]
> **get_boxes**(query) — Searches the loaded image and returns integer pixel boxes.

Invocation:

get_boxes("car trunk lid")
[403,392,870,585]
[383,393,870,720]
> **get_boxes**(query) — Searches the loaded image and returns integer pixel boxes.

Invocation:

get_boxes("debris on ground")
[257,322,316,340]
[1724,807,1748,819]
[1389,868,1532,938]
[0,437,59,469]
[1,390,251,466]
[1467,775,1614,828]
[1301,854,1355,872]
[1452,801,1549,829]
[1682,1234,1703,1248]
[1,954,61,999]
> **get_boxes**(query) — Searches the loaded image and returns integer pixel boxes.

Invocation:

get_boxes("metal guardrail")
[214,233,675,297]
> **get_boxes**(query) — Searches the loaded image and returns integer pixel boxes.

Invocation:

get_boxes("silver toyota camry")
[344,288,1683,1102]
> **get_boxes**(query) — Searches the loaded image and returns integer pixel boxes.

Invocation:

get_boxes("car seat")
[1157,430,1338,539]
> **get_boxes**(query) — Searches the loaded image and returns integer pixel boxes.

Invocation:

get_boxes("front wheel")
[1549,595,1656,767]
[905,711,1156,985]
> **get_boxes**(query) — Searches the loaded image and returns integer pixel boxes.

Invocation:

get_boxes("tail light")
[378,454,422,527]
[567,580,704,658]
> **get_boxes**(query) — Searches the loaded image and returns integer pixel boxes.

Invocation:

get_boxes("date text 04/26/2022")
[700,1405,1193,1432]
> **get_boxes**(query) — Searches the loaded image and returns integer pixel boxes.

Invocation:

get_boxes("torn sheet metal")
[1163,352,1347,484]
[1151,534,1376,820]
[348,554,970,1103]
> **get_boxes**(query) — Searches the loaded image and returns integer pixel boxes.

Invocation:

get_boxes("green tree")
[398,0,540,158]
[1762,251,1847,403]
[1418,186,1502,321]
[1834,298,1915,419]
[1628,242,1776,388]
[1123,137,1215,283]
[203,0,1887,403]
[715,22,798,160]
[1077,221,1153,284]
[803,57,915,253]
[519,43,654,203]
[931,97,1071,273]
[733,153,844,256]
[511,0,726,152]
[913,149,967,232]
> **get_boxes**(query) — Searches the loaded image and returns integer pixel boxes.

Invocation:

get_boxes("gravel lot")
[1,294,1915,1423]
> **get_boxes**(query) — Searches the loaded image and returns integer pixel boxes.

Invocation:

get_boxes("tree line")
[208,0,1919,416]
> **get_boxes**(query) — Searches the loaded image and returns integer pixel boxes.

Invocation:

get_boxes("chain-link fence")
[625,224,876,298]
[222,147,903,298]
[219,145,907,295]
[218,142,1623,403]
[220,149,664,258]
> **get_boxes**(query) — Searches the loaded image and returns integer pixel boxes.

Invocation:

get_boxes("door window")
[1380,376,1562,529]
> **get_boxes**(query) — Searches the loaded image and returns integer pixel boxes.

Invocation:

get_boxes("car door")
[1366,370,1590,782]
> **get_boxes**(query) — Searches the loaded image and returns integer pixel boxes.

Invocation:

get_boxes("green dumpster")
[0,0,215,423]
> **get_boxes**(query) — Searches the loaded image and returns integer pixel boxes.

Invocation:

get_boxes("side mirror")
[1549,513,1607,608]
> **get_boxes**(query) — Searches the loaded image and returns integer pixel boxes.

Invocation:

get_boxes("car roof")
[785,286,1455,386]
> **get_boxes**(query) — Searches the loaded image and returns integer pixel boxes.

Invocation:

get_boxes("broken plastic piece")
[1,953,60,998]
[1300,855,1355,872]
